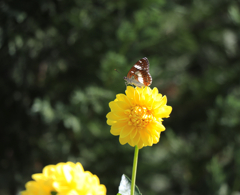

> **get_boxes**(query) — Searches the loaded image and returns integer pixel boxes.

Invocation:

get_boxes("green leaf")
[51,191,57,195]
[118,174,142,195]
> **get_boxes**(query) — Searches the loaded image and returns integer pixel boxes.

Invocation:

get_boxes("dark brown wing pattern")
[126,57,152,86]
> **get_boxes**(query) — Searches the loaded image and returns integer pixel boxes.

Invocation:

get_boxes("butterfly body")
[124,57,152,87]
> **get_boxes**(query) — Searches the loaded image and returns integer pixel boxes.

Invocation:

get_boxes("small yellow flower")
[107,86,172,149]
[21,162,106,195]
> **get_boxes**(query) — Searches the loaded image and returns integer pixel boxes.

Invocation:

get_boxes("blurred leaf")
[118,174,142,195]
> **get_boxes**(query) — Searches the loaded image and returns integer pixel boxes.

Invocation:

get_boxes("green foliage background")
[1,0,240,194]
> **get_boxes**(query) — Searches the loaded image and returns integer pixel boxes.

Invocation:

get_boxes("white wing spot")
[135,71,141,76]
[134,65,142,70]
[135,71,144,84]
[138,76,144,84]
[139,60,142,63]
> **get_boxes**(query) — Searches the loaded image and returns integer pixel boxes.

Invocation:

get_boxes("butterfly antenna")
[114,69,124,76]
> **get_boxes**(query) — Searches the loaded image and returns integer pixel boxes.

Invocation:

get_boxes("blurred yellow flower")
[21,162,106,195]
[107,86,172,149]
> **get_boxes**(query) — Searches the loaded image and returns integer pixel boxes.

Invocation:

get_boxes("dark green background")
[1,0,240,194]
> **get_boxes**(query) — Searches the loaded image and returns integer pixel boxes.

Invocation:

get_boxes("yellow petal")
[117,94,133,106]
[144,128,153,146]
[149,136,153,146]
[139,93,146,105]
[106,112,121,120]
[126,86,135,98]
[146,98,154,110]
[31,173,43,181]
[133,88,140,104]
[116,101,130,110]
[128,138,135,147]
[139,130,150,145]
[135,87,143,93]
[110,127,121,135]
[132,132,140,145]
[137,140,144,149]
[120,125,133,138]
[149,128,159,138]
[154,106,172,118]
[119,136,129,145]
[116,94,126,101]
[143,93,152,107]
[152,87,159,99]
[152,121,165,132]
[75,162,84,173]
[156,93,163,99]
[152,96,167,110]
[109,101,124,111]
[111,121,127,129]
[113,110,127,118]
[153,132,160,144]
[143,86,151,95]
[106,119,116,126]
[130,127,138,139]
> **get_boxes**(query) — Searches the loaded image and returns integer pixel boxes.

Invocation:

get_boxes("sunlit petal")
[154,106,172,118]
[152,96,167,110]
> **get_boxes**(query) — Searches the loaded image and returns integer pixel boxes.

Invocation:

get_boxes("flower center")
[125,105,153,128]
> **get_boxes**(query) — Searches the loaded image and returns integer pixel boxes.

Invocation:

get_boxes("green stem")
[131,145,139,195]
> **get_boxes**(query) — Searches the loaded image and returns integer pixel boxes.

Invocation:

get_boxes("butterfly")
[124,57,152,87]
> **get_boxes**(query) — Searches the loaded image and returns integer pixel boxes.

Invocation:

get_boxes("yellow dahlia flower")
[21,162,106,195]
[107,86,172,149]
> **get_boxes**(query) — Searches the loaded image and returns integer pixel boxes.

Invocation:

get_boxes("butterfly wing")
[126,57,152,86]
